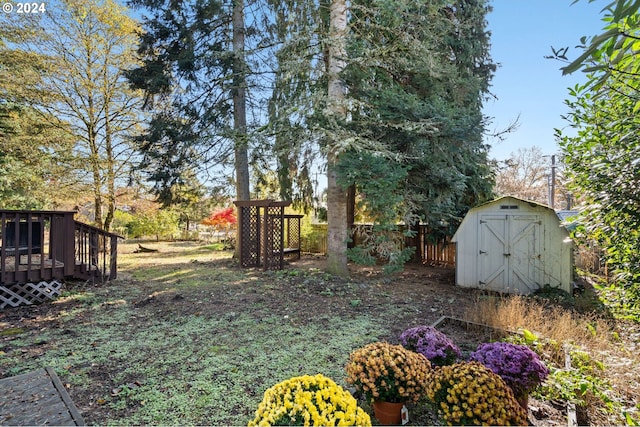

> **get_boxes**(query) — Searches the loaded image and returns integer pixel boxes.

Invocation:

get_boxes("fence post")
[109,235,118,280]
[62,212,76,277]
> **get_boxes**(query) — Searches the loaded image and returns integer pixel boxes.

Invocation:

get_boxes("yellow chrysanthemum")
[249,374,371,426]
[425,362,527,426]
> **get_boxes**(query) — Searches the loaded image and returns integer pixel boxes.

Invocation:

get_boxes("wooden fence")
[300,224,456,266]
[420,236,456,267]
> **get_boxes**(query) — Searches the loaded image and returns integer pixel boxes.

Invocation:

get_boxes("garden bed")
[430,316,510,356]
[420,316,574,427]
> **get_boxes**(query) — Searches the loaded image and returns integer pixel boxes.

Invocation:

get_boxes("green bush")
[116,209,180,240]
[111,210,135,238]
[300,222,326,254]
[535,349,613,410]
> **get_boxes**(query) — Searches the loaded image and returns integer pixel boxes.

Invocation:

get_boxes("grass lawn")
[1,240,638,425]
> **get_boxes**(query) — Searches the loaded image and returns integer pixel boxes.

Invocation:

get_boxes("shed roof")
[470,195,553,212]
[452,196,568,243]
[556,209,580,231]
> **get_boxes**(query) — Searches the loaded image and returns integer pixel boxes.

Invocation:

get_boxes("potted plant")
[345,341,432,425]
[470,341,550,410]
[425,361,528,426]
[248,374,371,426]
[399,325,462,366]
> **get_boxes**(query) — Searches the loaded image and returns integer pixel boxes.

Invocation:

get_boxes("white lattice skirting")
[0,280,63,309]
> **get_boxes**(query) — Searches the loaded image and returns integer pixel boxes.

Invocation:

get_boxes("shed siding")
[452,197,573,295]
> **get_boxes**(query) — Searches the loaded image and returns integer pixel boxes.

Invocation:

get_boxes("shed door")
[478,214,542,293]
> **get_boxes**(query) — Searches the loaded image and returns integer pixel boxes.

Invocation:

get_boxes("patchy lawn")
[1,240,638,425]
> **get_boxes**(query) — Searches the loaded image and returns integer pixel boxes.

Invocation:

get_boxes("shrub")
[425,361,528,426]
[248,374,371,426]
[536,349,614,410]
[469,341,549,398]
[345,341,431,403]
[399,326,461,366]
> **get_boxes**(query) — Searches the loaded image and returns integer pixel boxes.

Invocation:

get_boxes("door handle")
[504,253,511,257]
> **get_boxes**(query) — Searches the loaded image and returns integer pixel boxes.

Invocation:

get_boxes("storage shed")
[451,196,573,295]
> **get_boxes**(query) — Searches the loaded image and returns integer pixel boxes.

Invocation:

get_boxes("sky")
[483,0,610,161]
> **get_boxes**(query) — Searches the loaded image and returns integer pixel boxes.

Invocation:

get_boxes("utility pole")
[549,154,556,209]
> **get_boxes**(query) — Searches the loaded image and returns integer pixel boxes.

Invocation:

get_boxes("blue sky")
[484,0,610,161]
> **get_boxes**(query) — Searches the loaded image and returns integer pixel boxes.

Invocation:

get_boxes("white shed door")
[478,214,542,293]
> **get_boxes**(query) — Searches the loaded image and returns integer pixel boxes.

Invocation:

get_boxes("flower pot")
[515,392,528,412]
[372,400,404,425]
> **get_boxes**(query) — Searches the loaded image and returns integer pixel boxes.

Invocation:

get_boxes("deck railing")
[74,220,119,282]
[0,210,120,286]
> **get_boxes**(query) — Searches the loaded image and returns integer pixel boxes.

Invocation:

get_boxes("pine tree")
[268,0,495,272]
[126,0,268,203]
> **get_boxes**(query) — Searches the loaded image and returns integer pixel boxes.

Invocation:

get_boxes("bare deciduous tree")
[494,147,571,209]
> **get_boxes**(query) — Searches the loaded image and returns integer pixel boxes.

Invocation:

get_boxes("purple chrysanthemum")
[399,326,461,366]
[470,342,549,396]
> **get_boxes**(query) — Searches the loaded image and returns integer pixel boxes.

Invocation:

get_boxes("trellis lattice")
[264,206,284,270]
[285,215,301,255]
[239,205,260,268]
[0,280,63,309]
[234,200,302,270]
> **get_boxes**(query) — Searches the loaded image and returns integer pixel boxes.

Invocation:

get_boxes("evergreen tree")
[338,0,494,268]
[408,0,495,232]
[126,0,268,203]
[269,0,495,272]
[267,0,326,210]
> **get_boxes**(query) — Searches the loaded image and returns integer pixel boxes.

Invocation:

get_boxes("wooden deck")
[0,367,85,425]
[1,210,121,307]
[1,255,65,272]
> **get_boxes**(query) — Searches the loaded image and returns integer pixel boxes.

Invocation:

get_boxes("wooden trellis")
[234,200,302,270]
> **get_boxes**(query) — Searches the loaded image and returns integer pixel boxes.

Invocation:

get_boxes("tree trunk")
[347,184,355,249]
[325,0,349,276]
[327,155,348,275]
[88,124,103,229]
[232,0,249,260]
[103,104,115,232]
[233,0,250,202]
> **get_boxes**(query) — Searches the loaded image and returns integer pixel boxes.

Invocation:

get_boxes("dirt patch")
[430,316,509,356]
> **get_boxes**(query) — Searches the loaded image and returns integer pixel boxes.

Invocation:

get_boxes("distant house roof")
[556,210,580,222]
[556,210,580,231]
